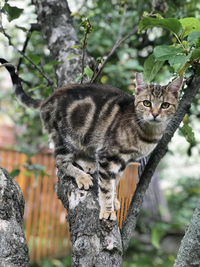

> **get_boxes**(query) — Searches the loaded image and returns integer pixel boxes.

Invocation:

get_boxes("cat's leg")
[99,177,116,220]
[98,157,123,220]
[56,150,93,190]
[114,174,121,211]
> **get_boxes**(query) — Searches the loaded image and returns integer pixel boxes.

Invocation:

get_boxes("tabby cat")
[0,58,182,220]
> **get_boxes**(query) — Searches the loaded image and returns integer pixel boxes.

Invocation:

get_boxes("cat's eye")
[143,100,151,107]
[161,102,170,109]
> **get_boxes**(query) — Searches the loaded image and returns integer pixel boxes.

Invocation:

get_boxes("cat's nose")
[152,112,159,119]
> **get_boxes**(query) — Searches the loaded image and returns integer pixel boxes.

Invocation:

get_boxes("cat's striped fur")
[0,58,182,220]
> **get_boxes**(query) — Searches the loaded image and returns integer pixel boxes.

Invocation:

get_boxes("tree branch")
[56,159,123,266]
[0,11,54,88]
[121,74,200,252]
[17,23,41,71]
[90,4,137,84]
[174,194,200,267]
[32,0,93,87]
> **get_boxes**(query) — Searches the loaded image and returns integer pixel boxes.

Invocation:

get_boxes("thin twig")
[0,11,54,88]
[19,77,33,87]
[90,25,138,83]
[89,4,136,83]
[80,19,92,84]
[17,31,32,71]
[17,23,41,71]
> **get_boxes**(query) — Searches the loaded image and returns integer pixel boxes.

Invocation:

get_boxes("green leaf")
[143,54,164,82]
[179,18,200,38]
[191,48,200,59]
[2,3,24,22]
[151,228,164,249]
[10,169,20,178]
[179,119,195,144]
[153,45,183,61]
[84,67,93,79]
[139,15,182,36]
[29,54,40,64]
[168,53,191,72]
[187,31,200,43]
[153,45,190,73]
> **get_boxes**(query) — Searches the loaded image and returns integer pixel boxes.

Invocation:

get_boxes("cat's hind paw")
[99,210,116,221]
[75,172,93,190]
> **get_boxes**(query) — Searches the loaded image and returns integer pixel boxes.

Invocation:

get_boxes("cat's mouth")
[148,118,162,124]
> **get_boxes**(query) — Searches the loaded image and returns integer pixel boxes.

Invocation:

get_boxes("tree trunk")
[174,195,200,267]
[32,0,93,87]
[0,167,29,267]
[32,1,123,265]
[56,160,122,266]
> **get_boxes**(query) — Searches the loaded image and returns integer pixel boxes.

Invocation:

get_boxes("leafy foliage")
[123,239,174,267]
[179,116,195,145]
[138,14,182,36]
[143,54,164,82]
[2,2,24,22]
[167,177,200,229]
[139,14,200,80]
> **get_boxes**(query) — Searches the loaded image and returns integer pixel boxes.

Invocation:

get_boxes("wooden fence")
[0,148,139,263]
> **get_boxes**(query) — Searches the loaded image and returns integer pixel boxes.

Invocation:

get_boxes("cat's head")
[134,73,182,126]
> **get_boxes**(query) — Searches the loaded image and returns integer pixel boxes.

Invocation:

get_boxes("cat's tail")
[0,58,42,109]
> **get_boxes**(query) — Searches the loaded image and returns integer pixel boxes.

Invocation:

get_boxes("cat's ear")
[167,77,183,98]
[135,73,147,94]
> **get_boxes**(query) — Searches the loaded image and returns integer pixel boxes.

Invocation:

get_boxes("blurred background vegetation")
[0,0,200,266]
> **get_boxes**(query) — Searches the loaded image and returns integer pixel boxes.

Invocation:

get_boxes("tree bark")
[32,1,123,265]
[56,159,122,266]
[174,195,200,267]
[32,0,93,87]
[0,167,29,267]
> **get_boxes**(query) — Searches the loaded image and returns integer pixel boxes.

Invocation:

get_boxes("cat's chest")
[135,140,156,159]
[114,129,157,161]
[119,142,156,163]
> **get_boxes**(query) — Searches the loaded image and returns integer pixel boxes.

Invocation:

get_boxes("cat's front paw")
[75,172,93,190]
[114,197,120,211]
[99,209,116,221]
